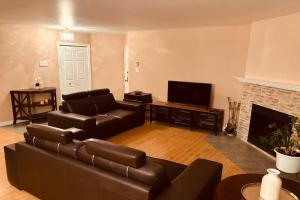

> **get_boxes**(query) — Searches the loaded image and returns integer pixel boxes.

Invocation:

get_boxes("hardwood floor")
[0,123,243,199]
[0,128,38,200]
[108,124,243,178]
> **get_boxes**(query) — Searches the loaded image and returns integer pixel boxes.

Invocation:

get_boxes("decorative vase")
[260,168,282,200]
[275,148,300,174]
[34,76,44,89]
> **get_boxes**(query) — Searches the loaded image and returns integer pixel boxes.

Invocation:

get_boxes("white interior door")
[59,45,91,95]
[124,45,130,93]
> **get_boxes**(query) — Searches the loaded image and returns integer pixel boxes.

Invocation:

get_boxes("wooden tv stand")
[150,101,224,135]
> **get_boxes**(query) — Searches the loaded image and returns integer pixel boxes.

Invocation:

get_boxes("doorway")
[58,43,91,95]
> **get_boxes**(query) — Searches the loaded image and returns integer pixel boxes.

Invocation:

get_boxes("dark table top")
[10,87,56,93]
[125,91,151,96]
[214,174,300,200]
[124,91,152,103]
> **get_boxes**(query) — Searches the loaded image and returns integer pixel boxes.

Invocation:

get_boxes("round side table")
[214,174,300,200]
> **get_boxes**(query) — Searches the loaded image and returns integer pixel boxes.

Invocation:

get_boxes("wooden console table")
[150,101,224,135]
[10,87,57,124]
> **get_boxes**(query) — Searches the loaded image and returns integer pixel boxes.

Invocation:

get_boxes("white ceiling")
[0,0,300,32]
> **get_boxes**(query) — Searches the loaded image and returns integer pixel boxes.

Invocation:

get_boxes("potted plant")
[261,116,300,173]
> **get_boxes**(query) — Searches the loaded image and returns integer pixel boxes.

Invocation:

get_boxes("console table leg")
[26,94,32,123]
[190,111,194,131]
[168,108,172,126]
[150,105,153,123]
[10,92,17,125]
[214,115,218,136]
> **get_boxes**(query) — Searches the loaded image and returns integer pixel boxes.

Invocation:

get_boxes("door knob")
[69,83,71,86]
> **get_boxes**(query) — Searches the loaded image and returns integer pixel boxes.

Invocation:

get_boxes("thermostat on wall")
[135,61,140,72]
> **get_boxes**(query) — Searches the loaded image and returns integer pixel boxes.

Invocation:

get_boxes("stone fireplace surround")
[237,78,300,142]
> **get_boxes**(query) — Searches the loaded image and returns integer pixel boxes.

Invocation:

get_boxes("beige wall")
[127,25,251,122]
[90,33,125,99]
[0,23,125,122]
[245,12,300,84]
[3,11,300,124]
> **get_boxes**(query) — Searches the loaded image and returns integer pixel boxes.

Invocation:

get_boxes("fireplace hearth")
[248,104,292,156]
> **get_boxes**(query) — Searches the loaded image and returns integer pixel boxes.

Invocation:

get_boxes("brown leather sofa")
[5,124,223,200]
[48,89,145,139]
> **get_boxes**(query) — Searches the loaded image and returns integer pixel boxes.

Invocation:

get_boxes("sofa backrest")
[84,139,146,168]
[87,89,110,96]
[61,89,117,115]
[23,124,170,199]
[26,123,73,144]
[62,89,110,101]
[25,124,84,159]
[78,139,170,195]
[92,93,117,113]
[16,142,153,200]
[65,97,97,116]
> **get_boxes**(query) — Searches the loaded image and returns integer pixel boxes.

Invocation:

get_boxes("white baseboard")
[0,120,27,127]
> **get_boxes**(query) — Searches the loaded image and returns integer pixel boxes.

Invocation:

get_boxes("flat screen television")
[168,81,212,107]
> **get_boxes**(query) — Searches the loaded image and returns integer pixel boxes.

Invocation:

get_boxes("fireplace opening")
[247,104,293,156]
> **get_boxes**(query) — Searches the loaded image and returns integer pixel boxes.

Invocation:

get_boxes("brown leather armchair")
[5,124,223,200]
[48,89,145,139]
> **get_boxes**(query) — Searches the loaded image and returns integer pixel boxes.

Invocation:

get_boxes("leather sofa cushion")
[26,124,73,144]
[117,101,145,112]
[93,93,117,113]
[61,101,70,112]
[84,139,146,168]
[106,109,137,120]
[67,97,97,116]
[128,162,170,193]
[88,89,110,96]
[77,146,170,193]
[24,133,84,159]
[62,91,88,100]
[65,127,87,140]
[94,114,121,127]
[147,157,186,181]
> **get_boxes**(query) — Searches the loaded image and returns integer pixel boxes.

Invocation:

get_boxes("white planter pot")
[275,148,300,173]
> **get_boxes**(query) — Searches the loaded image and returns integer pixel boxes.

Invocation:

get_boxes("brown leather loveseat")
[48,89,145,139]
[5,124,223,200]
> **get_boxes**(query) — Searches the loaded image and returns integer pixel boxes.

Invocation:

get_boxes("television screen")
[168,81,212,107]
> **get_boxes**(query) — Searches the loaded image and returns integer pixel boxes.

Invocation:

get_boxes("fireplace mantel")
[236,77,300,92]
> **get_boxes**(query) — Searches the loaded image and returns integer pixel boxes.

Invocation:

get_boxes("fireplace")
[248,104,292,156]
[237,77,300,156]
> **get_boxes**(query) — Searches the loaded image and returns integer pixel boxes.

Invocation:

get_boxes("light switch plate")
[39,60,49,67]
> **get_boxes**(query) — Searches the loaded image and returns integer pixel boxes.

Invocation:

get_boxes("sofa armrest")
[65,127,87,140]
[116,100,145,112]
[48,111,96,130]
[155,159,223,200]
[4,144,21,189]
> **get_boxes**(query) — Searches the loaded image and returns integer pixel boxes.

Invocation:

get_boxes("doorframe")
[124,45,130,93]
[57,42,92,97]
